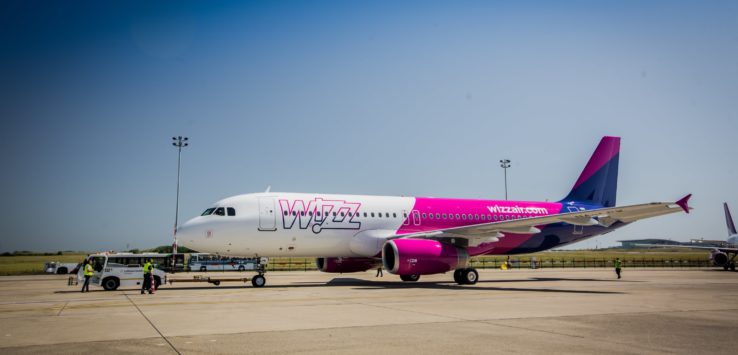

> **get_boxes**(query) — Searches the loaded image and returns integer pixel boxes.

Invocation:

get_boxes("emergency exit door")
[258,197,277,231]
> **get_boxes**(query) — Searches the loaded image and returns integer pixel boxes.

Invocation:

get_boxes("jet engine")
[315,257,380,273]
[710,251,729,266]
[382,239,469,275]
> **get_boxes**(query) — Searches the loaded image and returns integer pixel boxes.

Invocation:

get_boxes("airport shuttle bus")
[188,253,260,272]
[79,253,169,291]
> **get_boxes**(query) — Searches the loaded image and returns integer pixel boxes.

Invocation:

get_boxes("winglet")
[676,194,692,214]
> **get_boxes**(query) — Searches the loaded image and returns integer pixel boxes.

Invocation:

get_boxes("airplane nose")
[176,218,200,245]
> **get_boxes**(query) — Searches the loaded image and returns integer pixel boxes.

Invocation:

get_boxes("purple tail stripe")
[572,136,620,189]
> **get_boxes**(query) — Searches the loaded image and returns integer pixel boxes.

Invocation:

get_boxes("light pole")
[500,159,511,200]
[172,136,188,268]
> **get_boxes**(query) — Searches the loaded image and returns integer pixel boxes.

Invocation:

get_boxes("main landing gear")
[453,268,479,285]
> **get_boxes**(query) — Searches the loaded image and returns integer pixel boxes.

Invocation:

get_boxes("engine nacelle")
[711,251,729,266]
[382,239,469,275]
[315,257,380,273]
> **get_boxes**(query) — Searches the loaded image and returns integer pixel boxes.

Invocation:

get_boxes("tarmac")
[1,268,737,354]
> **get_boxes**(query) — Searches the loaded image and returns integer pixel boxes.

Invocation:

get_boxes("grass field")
[0,254,88,276]
[267,249,714,271]
[0,249,714,275]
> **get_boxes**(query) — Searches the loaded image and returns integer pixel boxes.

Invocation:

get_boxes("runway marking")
[56,302,68,316]
[123,293,181,355]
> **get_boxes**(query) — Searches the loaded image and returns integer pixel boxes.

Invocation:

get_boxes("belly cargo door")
[258,197,277,231]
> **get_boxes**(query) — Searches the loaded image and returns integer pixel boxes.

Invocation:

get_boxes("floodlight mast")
[172,136,188,268]
[500,159,511,200]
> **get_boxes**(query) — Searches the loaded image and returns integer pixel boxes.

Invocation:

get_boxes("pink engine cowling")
[382,239,469,275]
[316,257,380,273]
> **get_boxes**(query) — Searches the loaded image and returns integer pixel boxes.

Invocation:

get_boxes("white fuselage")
[178,192,415,258]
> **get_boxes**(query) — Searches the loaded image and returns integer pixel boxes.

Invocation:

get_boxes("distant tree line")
[1,246,199,256]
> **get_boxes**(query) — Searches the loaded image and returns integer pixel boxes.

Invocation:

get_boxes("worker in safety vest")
[141,259,153,294]
[81,259,93,293]
[614,258,622,279]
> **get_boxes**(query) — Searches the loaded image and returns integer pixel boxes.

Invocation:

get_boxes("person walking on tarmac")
[81,259,93,293]
[141,259,153,294]
[376,267,383,277]
[614,258,622,279]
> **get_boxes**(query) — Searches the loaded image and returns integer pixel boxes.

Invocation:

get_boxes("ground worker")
[142,258,152,294]
[614,258,622,279]
[376,267,383,277]
[81,259,93,293]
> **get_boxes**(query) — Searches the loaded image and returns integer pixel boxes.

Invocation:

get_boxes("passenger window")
[371,212,375,217]
[332,212,337,217]
[283,211,288,216]
[214,207,225,216]
[340,212,345,217]
[309,211,313,216]
[403,213,408,218]
[364,212,368,217]
[300,211,305,216]
[227,208,236,216]
[481,215,486,220]
[385,213,389,218]
[461,214,466,220]
[292,211,297,216]
[442,213,447,219]
[378,213,382,218]
[393,213,397,218]
[422,213,427,218]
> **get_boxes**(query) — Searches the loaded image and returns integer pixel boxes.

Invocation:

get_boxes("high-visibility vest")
[143,262,152,274]
[84,264,94,276]
[614,260,622,268]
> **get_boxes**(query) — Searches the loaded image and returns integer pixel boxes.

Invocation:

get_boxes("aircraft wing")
[394,194,692,247]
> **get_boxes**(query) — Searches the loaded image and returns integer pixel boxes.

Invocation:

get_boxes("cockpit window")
[227,207,236,216]
[214,207,225,216]
[201,208,215,216]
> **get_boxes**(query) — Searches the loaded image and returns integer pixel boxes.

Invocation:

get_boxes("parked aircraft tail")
[725,203,737,235]
[561,136,620,207]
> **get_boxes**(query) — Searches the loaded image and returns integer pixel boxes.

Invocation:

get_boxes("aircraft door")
[258,197,277,231]
[567,206,584,235]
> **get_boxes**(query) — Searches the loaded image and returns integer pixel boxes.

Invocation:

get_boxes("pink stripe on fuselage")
[396,197,563,255]
[572,136,620,189]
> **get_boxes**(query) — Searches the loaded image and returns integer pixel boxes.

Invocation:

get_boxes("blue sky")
[1,1,737,252]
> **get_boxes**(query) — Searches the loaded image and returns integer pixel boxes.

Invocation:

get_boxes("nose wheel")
[251,274,266,287]
[454,268,479,285]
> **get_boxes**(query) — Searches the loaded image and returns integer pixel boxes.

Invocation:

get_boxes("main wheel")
[200,266,207,272]
[724,265,730,271]
[252,275,266,287]
[731,263,736,271]
[400,274,420,282]
[460,268,479,285]
[154,276,161,289]
[238,265,245,271]
[102,277,120,291]
[56,267,68,275]
[453,269,464,284]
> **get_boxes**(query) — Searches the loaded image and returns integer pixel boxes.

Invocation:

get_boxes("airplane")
[176,136,692,287]
[638,203,737,271]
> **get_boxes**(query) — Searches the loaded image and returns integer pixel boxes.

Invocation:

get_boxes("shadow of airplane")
[54,276,628,294]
